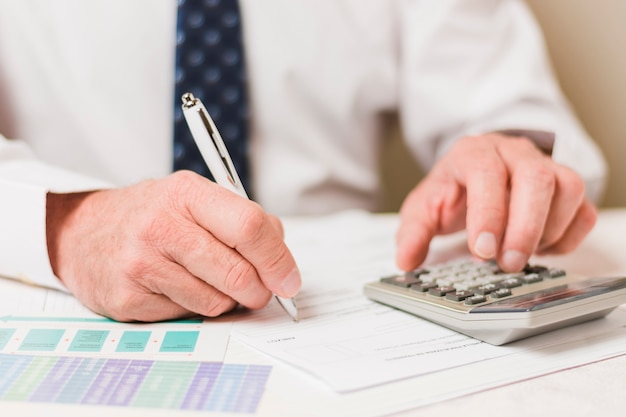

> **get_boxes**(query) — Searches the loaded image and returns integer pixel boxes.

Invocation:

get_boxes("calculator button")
[410,282,438,292]
[429,286,456,297]
[491,288,512,298]
[499,272,525,280]
[446,290,474,301]
[475,283,499,295]
[453,281,475,291]
[500,278,522,289]
[478,275,503,285]
[465,294,487,305]
[408,268,430,278]
[418,274,439,283]
[524,264,548,274]
[545,268,566,279]
[435,279,455,287]
[381,274,421,288]
[522,273,543,284]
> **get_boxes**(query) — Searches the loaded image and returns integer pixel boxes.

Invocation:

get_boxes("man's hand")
[396,133,597,272]
[46,170,301,322]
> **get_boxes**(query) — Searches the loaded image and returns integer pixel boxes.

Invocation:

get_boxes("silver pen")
[180,92,298,322]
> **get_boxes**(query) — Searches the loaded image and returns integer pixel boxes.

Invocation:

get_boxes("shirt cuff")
[0,180,67,292]
[494,129,556,156]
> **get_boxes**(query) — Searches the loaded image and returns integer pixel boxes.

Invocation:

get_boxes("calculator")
[363,258,626,345]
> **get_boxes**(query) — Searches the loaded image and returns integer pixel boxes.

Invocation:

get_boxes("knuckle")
[236,203,267,243]
[262,244,292,274]
[451,135,491,159]
[489,161,508,178]
[558,168,586,200]
[101,287,145,322]
[268,215,285,237]
[246,291,273,310]
[577,202,598,233]
[475,161,507,183]
[164,170,205,209]
[514,136,539,152]
[117,223,164,275]
[531,164,556,187]
[583,203,598,225]
[223,258,256,294]
[202,293,237,317]
[516,163,555,190]
[169,169,200,188]
[135,210,187,257]
[499,135,541,154]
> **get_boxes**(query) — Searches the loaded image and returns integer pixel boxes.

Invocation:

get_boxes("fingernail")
[474,232,497,259]
[280,267,301,298]
[501,250,527,271]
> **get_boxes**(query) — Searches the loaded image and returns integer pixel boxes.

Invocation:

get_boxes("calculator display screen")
[470,277,626,313]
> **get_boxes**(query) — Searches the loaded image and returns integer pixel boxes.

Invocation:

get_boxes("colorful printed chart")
[0,317,270,413]
[0,317,231,360]
[0,353,271,413]
[0,326,202,354]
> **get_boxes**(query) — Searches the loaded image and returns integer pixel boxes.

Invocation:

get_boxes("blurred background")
[380,0,626,211]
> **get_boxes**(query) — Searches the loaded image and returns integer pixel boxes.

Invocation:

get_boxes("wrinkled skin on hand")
[396,133,597,272]
[46,170,301,322]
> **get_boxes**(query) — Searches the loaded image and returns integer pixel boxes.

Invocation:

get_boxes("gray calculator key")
[545,268,566,278]
[475,283,499,295]
[491,288,512,298]
[410,282,438,292]
[522,273,543,284]
[381,274,421,288]
[446,290,474,301]
[465,294,487,305]
[429,286,456,297]
[500,278,522,289]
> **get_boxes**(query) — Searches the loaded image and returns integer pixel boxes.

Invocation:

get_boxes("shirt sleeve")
[398,0,607,203]
[0,135,113,290]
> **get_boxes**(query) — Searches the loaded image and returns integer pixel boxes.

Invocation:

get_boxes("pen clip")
[196,108,239,187]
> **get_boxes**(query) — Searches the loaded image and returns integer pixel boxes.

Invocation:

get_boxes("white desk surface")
[1,208,625,417]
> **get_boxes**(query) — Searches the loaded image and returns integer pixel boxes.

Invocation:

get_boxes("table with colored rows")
[0,353,271,413]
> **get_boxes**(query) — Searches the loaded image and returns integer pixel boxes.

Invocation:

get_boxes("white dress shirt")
[0,0,607,290]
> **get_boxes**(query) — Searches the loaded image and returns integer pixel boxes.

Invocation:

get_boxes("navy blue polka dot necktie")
[173,0,251,194]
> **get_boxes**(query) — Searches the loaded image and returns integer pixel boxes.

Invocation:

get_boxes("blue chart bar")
[0,353,271,413]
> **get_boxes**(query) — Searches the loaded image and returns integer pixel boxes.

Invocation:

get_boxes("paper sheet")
[233,285,515,392]
[230,211,497,391]
[231,210,626,393]
[231,307,626,417]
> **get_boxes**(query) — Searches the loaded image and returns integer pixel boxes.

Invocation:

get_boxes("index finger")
[396,174,467,271]
[458,140,509,261]
[187,180,301,298]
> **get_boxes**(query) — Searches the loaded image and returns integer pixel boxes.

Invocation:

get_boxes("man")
[0,0,606,321]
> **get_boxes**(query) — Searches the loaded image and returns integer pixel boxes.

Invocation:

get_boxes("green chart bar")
[19,329,65,352]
